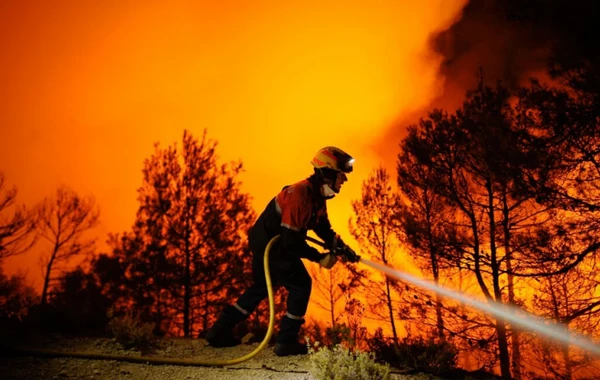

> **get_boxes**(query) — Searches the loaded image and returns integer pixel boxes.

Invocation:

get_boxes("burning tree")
[350,166,404,346]
[306,252,365,348]
[511,80,600,378]
[395,78,578,378]
[396,128,458,342]
[528,264,600,379]
[308,262,352,327]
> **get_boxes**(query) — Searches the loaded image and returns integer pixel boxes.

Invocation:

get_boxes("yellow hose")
[7,235,280,367]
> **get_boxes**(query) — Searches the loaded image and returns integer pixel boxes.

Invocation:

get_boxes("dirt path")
[0,335,441,380]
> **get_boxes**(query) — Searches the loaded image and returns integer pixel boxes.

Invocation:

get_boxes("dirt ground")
[0,334,444,380]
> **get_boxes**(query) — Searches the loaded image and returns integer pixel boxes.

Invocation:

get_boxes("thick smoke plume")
[378,0,599,165]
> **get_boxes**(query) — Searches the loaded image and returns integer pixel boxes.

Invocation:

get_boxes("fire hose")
[3,234,361,367]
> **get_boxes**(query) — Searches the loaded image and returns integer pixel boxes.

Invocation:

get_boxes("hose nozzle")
[305,236,361,263]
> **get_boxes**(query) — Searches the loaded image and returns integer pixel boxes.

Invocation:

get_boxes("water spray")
[360,257,600,356]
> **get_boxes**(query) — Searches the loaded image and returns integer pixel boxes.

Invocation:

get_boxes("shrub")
[396,337,458,375]
[368,330,458,376]
[304,322,355,349]
[106,308,156,350]
[0,270,37,321]
[308,341,390,380]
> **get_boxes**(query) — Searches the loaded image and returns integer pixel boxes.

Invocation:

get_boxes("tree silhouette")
[81,251,128,315]
[0,266,37,321]
[397,78,569,378]
[37,186,99,308]
[100,231,174,334]
[122,129,255,337]
[512,82,600,279]
[308,258,362,328]
[529,264,600,379]
[0,173,37,263]
[397,124,457,341]
[46,266,112,333]
[308,263,346,327]
[350,166,404,346]
[344,297,369,349]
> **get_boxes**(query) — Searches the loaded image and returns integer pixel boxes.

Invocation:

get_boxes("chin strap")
[321,183,336,199]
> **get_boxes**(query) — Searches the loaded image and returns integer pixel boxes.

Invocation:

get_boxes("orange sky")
[0,1,467,296]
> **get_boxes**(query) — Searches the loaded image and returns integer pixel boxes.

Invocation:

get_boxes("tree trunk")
[427,206,445,341]
[329,270,335,326]
[458,269,473,370]
[507,260,521,379]
[487,179,511,379]
[154,283,165,335]
[560,286,572,380]
[330,302,335,327]
[40,250,57,307]
[385,278,399,345]
[562,342,572,380]
[496,320,512,379]
[183,246,191,337]
[434,287,445,341]
[201,290,209,335]
[502,187,521,379]
[431,254,445,340]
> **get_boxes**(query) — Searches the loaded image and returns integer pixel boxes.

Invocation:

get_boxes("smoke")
[430,0,549,109]
[377,0,599,167]
[432,0,600,97]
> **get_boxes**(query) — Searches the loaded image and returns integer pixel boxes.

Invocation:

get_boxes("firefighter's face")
[331,172,347,193]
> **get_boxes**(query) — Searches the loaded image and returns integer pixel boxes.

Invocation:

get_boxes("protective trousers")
[234,240,312,342]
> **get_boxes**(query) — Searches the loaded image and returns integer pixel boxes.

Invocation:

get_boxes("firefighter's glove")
[327,234,341,252]
[341,246,361,263]
[319,253,337,269]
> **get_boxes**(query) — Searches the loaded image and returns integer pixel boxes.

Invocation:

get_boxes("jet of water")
[360,258,600,356]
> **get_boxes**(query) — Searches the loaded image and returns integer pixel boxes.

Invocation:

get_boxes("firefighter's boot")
[274,315,308,356]
[205,305,247,348]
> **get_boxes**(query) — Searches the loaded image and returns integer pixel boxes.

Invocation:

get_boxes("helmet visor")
[339,157,354,173]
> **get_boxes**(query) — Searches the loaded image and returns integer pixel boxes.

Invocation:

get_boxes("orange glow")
[0,0,467,311]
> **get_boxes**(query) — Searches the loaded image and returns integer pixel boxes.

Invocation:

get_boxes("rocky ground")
[0,334,446,380]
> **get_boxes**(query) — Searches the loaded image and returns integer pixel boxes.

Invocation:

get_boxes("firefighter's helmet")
[311,146,354,173]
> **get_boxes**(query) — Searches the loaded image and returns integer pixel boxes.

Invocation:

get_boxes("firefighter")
[205,146,358,356]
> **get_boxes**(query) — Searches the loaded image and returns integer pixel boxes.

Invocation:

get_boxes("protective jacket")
[248,176,337,261]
